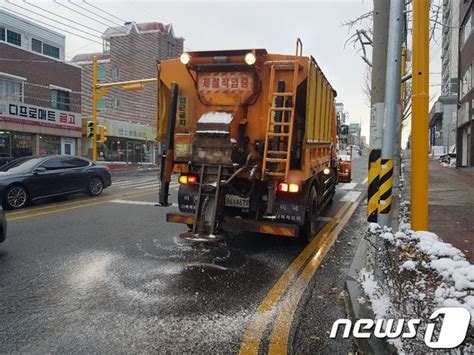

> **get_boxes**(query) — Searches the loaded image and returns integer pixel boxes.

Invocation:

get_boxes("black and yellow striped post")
[367,149,381,222]
[378,159,394,215]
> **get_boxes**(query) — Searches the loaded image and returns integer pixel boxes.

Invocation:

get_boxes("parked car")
[346,145,361,155]
[0,155,112,209]
[439,145,456,164]
[0,204,6,243]
[0,153,14,166]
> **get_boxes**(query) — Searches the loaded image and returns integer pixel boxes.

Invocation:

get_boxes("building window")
[0,76,24,102]
[111,67,120,78]
[6,30,21,46]
[12,132,35,158]
[43,43,60,59]
[0,27,5,41]
[111,98,120,109]
[97,67,107,83]
[97,98,107,112]
[103,39,110,53]
[167,42,173,58]
[39,135,61,155]
[32,38,42,53]
[51,89,70,111]
[460,12,472,47]
[460,65,472,99]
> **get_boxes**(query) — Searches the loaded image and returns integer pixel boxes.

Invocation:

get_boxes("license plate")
[225,195,250,209]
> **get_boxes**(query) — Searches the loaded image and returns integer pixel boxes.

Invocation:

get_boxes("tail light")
[179,175,198,185]
[278,182,299,193]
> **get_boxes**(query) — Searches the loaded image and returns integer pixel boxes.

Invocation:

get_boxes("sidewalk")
[404,152,474,263]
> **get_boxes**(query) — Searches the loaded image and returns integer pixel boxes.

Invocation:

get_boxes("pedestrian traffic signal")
[100,126,107,143]
[87,121,95,138]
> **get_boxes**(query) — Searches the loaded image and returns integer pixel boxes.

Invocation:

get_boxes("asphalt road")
[0,155,367,354]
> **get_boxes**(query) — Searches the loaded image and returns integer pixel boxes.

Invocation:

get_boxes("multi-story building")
[429,0,460,155]
[71,21,184,164]
[442,0,460,96]
[457,0,473,167]
[0,10,82,158]
[348,122,361,146]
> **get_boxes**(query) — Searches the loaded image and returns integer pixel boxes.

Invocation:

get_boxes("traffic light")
[87,121,95,138]
[100,126,107,143]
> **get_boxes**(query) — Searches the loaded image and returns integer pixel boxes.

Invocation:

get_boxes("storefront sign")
[96,117,156,141]
[0,100,82,131]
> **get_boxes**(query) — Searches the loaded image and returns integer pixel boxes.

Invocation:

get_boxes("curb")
[345,232,395,354]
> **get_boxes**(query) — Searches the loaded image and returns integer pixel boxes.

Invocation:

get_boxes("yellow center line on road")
[239,202,351,355]
[268,200,361,354]
[7,189,157,222]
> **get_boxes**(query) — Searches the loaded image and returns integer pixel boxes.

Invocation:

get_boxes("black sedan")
[0,155,112,209]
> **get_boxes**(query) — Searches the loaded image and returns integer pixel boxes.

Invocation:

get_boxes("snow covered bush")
[360,168,473,353]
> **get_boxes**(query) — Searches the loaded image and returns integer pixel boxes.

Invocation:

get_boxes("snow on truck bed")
[198,112,233,124]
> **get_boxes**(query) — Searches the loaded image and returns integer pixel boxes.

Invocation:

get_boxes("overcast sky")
[1,0,443,143]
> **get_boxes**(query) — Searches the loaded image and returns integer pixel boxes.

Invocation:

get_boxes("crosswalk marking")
[340,182,357,190]
[340,191,362,202]
[113,179,157,187]
[110,199,178,207]
[111,177,180,190]
[135,183,160,189]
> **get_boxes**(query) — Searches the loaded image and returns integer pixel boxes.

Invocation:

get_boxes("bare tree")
[342,0,442,116]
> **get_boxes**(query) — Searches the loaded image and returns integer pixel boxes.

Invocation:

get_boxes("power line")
[67,0,121,26]
[53,0,117,28]
[4,0,101,39]
[23,0,104,35]
[0,4,102,45]
[82,0,125,23]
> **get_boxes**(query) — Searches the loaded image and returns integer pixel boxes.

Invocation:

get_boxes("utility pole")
[369,0,390,149]
[367,0,390,223]
[92,56,98,161]
[411,0,429,231]
[378,0,404,227]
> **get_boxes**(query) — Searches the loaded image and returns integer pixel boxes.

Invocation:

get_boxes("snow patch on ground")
[359,268,391,317]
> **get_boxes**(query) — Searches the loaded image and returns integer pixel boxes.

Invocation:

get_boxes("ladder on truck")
[190,164,223,239]
[262,38,303,180]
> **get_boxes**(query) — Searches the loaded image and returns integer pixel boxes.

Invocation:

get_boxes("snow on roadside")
[359,157,473,352]
[359,267,391,317]
[366,225,474,326]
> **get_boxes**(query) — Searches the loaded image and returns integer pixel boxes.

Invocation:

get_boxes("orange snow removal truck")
[157,39,348,241]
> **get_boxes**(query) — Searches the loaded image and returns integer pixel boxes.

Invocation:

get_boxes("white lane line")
[110,199,178,207]
[340,191,362,202]
[339,182,357,190]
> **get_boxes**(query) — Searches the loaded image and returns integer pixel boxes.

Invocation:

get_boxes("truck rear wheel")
[300,186,319,241]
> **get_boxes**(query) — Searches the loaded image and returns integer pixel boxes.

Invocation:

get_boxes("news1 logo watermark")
[330,307,471,349]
